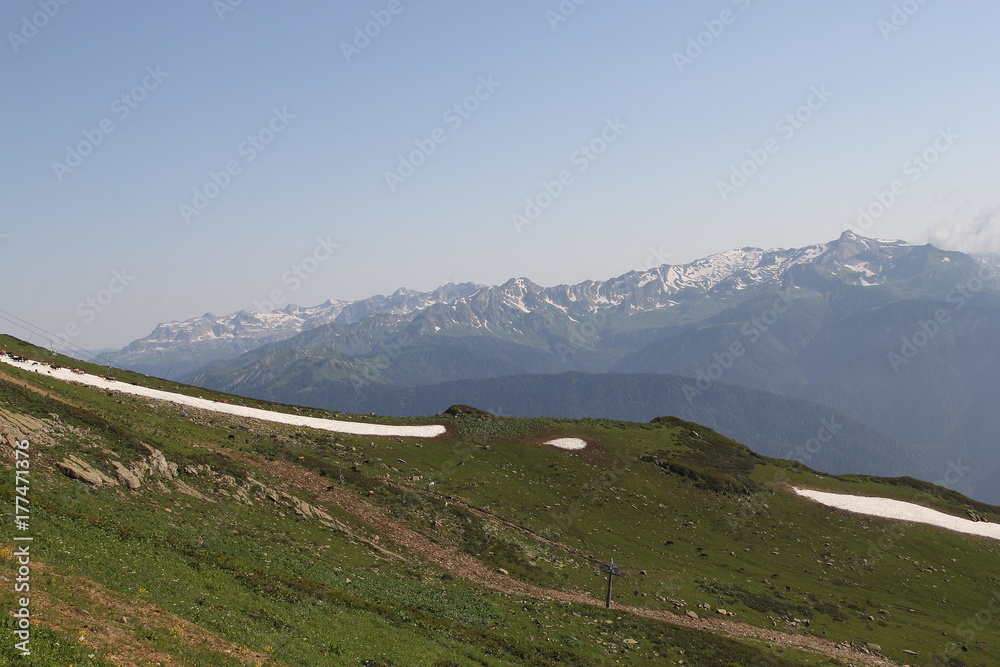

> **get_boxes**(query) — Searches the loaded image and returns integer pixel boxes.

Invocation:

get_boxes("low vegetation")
[1,335,998,666]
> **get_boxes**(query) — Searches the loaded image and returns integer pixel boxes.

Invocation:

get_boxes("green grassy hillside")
[0,336,997,666]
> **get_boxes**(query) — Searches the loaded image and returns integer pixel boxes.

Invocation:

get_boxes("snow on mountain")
[398,232,964,342]
[113,233,939,377]
[109,283,480,377]
[440,232,911,322]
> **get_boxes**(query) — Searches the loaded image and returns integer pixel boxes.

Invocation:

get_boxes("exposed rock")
[233,487,253,504]
[685,611,699,620]
[112,461,141,490]
[0,409,47,439]
[292,497,333,520]
[175,480,212,502]
[144,444,179,478]
[130,459,150,479]
[56,456,117,487]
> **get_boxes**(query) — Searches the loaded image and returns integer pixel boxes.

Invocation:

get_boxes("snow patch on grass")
[0,355,446,438]
[794,487,1000,541]
[544,438,587,451]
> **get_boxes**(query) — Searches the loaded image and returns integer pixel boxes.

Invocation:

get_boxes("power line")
[0,307,120,370]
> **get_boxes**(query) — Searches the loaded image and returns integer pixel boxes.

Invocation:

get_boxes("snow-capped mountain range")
[463,231,913,313]
[109,283,480,377]
[110,232,971,378]
[388,231,949,341]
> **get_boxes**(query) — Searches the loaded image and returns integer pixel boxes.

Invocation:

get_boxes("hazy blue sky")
[3,0,999,351]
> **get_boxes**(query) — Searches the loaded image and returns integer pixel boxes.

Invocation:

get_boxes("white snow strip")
[793,488,1000,541]
[544,438,587,451]
[0,355,446,438]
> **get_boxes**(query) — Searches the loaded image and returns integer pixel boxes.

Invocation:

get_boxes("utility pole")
[600,558,624,609]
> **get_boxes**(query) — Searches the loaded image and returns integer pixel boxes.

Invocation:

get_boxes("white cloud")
[927,199,1000,255]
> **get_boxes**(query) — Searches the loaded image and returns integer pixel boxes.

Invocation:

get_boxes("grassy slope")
[0,336,997,666]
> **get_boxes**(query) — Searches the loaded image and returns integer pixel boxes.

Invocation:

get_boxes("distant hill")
[194,369,918,481]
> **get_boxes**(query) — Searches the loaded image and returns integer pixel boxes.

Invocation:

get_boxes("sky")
[2,0,999,352]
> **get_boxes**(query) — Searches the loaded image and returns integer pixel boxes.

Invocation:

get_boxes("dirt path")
[265,457,902,667]
[0,368,65,403]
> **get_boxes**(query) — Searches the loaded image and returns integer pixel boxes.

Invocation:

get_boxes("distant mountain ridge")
[185,231,985,389]
[109,282,480,377]
[116,231,954,378]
